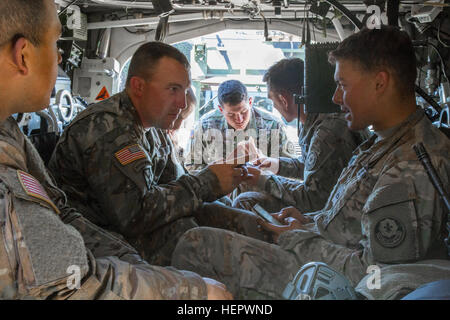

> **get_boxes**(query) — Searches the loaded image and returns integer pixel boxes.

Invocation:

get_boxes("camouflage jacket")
[186,107,296,171]
[48,91,222,241]
[257,112,371,213]
[277,108,450,286]
[0,117,207,299]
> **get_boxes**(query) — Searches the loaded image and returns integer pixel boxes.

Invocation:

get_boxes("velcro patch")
[115,144,146,166]
[306,149,319,170]
[375,217,405,248]
[17,170,60,215]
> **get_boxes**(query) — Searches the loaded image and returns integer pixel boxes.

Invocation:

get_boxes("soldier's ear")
[129,76,146,97]
[218,105,224,113]
[11,37,30,76]
[375,70,389,95]
[278,93,289,110]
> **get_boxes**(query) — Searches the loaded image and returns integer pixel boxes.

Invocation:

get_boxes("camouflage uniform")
[233,112,371,214]
[172,108,450,299]
[186,107,296,171]
[49,91,264,266]
[0,116,207,299]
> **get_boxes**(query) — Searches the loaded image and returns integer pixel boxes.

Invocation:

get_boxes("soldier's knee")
[172,227,223,266]
[174,227,218,252]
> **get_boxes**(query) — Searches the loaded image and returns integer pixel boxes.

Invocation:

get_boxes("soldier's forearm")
[127,168,222,235]
[75,254,208,300]
[278,157,304,179]
[185,162,208,172]
[263,175,303,208]
[67,214,145,262]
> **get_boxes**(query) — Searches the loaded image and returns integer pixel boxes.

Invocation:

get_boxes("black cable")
[124,26,153,34]
[262,15,270,41]
[59,0,81,16]
[415,85,443,113]
[109,12,154,35]
[413,143,450,257]
[323,0,363,29]
[155,15,169,41]
[432,25,450,39]
[437,16,450,48]
[301,1,309,45]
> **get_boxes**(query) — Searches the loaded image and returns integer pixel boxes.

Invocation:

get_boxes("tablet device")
[253,204,284,226]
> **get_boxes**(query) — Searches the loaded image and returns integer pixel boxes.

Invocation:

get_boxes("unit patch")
[17,170,60,214]
[375,217,405,248]
[115,144,146,165]
[306,149,319,170]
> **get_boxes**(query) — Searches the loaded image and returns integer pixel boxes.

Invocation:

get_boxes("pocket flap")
[363,180,416,214]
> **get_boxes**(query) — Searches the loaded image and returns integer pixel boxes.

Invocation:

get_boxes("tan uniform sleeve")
[0,178,207,300]
[54,129,221,238]
[278,160,448,286]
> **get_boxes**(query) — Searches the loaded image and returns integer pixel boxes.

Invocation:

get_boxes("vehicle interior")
[13,0,450,299]
[18,0,450,164]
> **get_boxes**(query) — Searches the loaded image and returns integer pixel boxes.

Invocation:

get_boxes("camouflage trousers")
[134,201,272,266]
[171,227,300,299]
[233,191,287,213]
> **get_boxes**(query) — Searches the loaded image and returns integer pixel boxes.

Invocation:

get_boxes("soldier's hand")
[208,163,251,195]
[241,166,261,186]
[257,216,302,242]
[278,206,313,225]
[203,277,234,300]
[226,137,262,163]
[252,156,280,174]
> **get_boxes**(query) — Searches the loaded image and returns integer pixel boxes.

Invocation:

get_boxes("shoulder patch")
[115,144,146,166]
[375,217,406,248]
[17,170,60,215]
[306,148,320,170]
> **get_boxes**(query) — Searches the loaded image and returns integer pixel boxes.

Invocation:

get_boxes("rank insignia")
[17,170,60,214]
[115,144,146,166]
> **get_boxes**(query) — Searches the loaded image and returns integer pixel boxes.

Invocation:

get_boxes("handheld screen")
[253,204,284,226]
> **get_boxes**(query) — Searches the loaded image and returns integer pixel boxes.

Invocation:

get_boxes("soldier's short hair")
[0,0,47,47]
[263,58,304,95]
[126,42,190,87]
[217,80,248,106]
[328,26,417,96]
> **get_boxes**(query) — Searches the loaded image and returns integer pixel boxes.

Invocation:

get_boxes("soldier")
[232,58,371,215]
[172,26,450,299]
[186,79,296,172]
[0,0,231,299]
[169,87,196,166]
[49,42,265,266]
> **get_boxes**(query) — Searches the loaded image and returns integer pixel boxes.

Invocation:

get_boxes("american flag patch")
[17,170,60,215]
[115,144,146,166]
